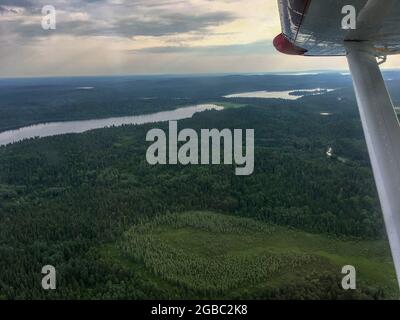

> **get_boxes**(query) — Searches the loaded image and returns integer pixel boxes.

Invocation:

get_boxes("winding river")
[0,104,223,147]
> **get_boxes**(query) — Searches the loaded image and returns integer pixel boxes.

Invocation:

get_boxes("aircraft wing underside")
[275,0,400,56]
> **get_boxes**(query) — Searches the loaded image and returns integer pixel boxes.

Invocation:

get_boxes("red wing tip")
[273,33,307,56]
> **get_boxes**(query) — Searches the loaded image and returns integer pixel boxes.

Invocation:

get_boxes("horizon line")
[2,68,400,80]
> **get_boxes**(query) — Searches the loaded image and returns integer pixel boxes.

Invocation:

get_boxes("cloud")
[2,0,336,77]
[1,0,236,38]
[131,40,275,55]
[0,0,33,7]
[53,11,237,38]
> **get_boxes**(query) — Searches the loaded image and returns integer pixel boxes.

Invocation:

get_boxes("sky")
[1,0,400,77]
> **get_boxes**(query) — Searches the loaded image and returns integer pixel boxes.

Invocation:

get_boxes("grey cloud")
[113,12,236,37]
[130,40,274,55]
[0,0,33,6]
[3,6,236,38]
[0,0,31,13]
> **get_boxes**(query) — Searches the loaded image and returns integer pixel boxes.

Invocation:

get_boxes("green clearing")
[101,211,398,299]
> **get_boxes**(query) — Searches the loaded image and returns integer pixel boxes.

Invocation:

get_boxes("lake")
[0,104,223,147]
[223,88,335,100]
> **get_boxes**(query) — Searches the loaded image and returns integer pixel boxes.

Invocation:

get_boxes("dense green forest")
[0,74,398,299]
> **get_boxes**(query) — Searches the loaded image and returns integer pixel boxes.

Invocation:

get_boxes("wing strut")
[346,42,400,288]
